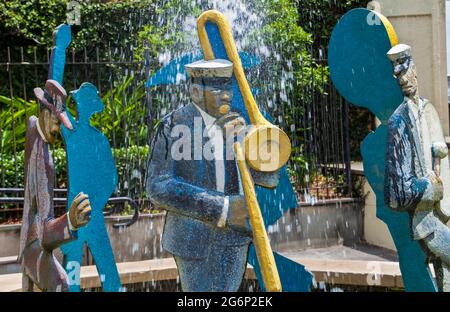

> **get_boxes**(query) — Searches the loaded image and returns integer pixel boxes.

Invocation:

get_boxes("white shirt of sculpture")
[407,98,450,237]
[193,104,237,228]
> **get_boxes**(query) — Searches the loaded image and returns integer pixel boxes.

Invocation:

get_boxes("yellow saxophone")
[197,10,293,292]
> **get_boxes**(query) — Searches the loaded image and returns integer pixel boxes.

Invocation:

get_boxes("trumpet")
[197,10,292,292]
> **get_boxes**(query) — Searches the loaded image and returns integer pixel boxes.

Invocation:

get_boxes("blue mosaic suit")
[385,99,450,291]
[147,103,257,291]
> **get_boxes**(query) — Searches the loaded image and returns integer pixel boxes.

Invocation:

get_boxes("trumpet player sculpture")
[147,10,311,292]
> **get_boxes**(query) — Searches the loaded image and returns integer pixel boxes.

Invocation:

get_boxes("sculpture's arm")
[41,214,75,251]
[36,155,76,251]
[147,119,227,224]
[425,103,450,220]
[384,116,438,211]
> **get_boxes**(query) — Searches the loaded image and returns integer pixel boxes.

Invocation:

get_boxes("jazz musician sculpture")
[385,44,450,292]
[19,80,91,292]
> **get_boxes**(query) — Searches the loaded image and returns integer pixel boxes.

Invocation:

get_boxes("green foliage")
[296,0,367,42]
[0,145,149,194]
[0,0,188,61]
[0,75,146,154]
[112,145,149,197]
[135,24,174,63]
[0,0,67,45]
[91,75,148,148]
[0,95,39,154]
[250,0,329,186]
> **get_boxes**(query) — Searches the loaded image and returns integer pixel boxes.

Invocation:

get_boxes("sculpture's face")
[39,108,61,145]
[190,78,233,118]
[393,58,418,98]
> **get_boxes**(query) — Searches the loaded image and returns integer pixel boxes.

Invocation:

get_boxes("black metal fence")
[0,43,352,222]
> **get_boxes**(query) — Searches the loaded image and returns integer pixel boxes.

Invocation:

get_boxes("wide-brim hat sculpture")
[34,80,73,130]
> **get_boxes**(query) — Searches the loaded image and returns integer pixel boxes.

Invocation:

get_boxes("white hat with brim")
[185,59,234,78]
[387,44,412,62]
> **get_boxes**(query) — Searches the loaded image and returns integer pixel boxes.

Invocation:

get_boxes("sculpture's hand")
[215,113,247,141]
[425,171,444,202]
[228,195,250,234]
[435,203,450,224]
[68,192,92,230]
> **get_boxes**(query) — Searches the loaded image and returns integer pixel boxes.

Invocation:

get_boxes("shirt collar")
[36,118,48,143]
[406,97,425,121]
[193,103,217,128]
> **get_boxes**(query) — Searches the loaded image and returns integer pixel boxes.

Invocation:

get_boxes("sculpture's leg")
[22,274,34,292]
[174,256,210,291]
[362,128,437,291]
[174,243,248,292]
[211,244,248,292]
[37,253,69,292]
[431,259,450,292]
[87,221,121,292]
[63,239,85,292]
[441,263,450,292]
[423,224,450,291]
[381,211,437,291]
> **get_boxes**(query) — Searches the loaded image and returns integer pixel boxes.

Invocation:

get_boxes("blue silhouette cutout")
[146,51,261,87]
[60,83,122,292]
[47,24,121,293]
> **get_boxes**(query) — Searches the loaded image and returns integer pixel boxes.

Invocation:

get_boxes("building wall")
[363,181,396,250]
[378,0,448,134]
[447,0,450,75]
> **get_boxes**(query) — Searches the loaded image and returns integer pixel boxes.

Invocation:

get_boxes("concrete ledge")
[0,256,20,275]
[298,258,403,289]
[0,256,17,265]
[0,258,256,292]
[0,256,405,292]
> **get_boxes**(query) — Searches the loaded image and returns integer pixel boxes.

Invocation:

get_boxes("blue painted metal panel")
[61,83,122,292]
[48,24,121,292]
[49,24,71,84]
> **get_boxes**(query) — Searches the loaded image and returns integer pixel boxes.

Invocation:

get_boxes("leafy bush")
[0,145,149,197]
[0,1,172,47]
[0,95,39,154]
[0,75,147,154]
[249,0,329,187]
[296,0,367,43]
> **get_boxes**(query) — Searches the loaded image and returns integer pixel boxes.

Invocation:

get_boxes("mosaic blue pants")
[423,219,450,291]
[174,242,250,292]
